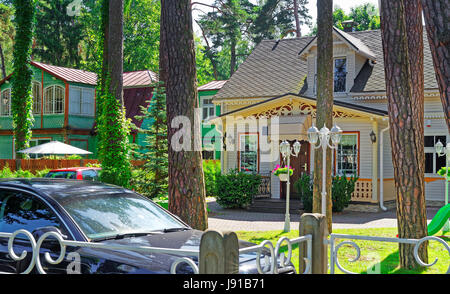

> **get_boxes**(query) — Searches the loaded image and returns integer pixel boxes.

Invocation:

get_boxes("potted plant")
[272,164,294,182]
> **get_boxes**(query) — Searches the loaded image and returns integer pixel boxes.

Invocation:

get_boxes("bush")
[215,169,261,209]
[294,173,358,213]
[294,173,313,212]
[0,165,50,179]
[203,160,220,196]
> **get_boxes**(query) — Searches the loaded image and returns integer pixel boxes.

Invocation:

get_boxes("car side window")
[82,170,98,181]
[0,190,67,235]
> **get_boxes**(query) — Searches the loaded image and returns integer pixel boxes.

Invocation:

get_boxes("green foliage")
[33,0,84,67]
[437,167,450,178]
[332,175,358,212]
[203,160,221,196]
[0,165,49,178]
[96,88,132,188]
[215,169,261,209]
[294,173,313,212]
[308,3,380,35]
[294,173,358,212]
[123,0,160,72]
[272,165,294,176]
[131,83,168,198]
[0,2,14,77]
[11,0,35,158]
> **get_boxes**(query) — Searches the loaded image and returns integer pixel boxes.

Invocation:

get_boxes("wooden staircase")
[248,198,304,214]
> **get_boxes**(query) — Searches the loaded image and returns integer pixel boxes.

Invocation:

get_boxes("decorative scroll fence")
[0,229,312,275]
[0,214,448,274]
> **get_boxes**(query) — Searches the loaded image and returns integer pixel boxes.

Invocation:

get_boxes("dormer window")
[334,58,347,93]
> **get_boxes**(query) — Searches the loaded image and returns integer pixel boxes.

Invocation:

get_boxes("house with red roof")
[0,61,158,158]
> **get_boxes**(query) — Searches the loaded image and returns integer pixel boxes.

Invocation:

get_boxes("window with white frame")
[0,88,11,116]
[334,57,347,93]
[336,133,359,176]
[239,133,258,173]
[424,135,447,174]
[69,86,95,116]
[32,81,41,115]
[44,85,64,114]
[201,98,215,120]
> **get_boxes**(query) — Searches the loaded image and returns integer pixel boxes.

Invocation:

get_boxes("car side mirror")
[32,226,68,244]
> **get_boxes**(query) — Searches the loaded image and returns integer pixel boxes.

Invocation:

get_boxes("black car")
[0,178,295,274]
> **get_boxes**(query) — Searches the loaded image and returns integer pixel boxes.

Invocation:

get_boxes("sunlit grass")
[236,228,450,274]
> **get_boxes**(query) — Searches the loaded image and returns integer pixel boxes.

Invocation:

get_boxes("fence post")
[299,213,328,274]
[199,230,239,274]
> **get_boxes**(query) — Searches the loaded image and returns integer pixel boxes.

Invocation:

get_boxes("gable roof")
[215,29,438,100]
[32,61,98,85]
[299,27,377,61]
[215,36,314,100]
[123,70,158,88]
[198,80,227,91]
[0,61,158,88]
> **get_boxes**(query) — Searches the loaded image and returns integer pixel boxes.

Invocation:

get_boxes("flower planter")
[278,173,289,182]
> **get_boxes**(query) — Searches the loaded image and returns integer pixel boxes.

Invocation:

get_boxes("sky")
[192,0,380,36]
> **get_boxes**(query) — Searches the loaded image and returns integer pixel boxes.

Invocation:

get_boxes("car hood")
[75,229,263,274]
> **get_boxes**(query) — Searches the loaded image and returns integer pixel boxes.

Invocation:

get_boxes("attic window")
[334,58,347,93]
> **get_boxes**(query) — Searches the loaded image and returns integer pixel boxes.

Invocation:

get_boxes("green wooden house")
[0,61,157,159]
[198,80,227,160]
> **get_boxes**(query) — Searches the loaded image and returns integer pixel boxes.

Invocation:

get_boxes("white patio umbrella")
[17,140,92,155]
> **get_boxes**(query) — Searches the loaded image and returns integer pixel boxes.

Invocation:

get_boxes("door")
[280,140,310,199]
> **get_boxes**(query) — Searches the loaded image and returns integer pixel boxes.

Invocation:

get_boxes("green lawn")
[236,228,450,274]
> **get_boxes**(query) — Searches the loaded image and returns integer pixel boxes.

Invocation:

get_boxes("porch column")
[371,118,379,202]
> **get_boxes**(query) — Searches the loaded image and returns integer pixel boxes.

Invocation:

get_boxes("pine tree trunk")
[108,0,123,105]
[160,0,208,231]
[230,38,237,77]
[380,0,428,269]
[421,0,450,134]
[294,0,301,37]
[313,0,334,233]
[0,43,6,79]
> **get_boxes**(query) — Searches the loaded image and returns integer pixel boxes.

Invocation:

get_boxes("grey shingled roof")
[215,36,314,99]
[215,29,438,99]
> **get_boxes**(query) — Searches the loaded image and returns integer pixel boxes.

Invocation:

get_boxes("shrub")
[0,165,50,179]
[294,173,358,213]
[215,169,261,209]
[332,175,358,212]
[203,160,220,196]
[294,173,313,212]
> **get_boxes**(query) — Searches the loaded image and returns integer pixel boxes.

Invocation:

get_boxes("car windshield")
[45,171,76,179]
[57,192,187,240]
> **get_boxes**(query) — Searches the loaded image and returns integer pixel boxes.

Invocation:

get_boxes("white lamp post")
[435,140,450,231]
[307,123,343,215]
[280,140,301,232]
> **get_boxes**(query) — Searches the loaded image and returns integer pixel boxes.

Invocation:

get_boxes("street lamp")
[435,140,450,231]
[280,139,301,232]
[307,123,343,215]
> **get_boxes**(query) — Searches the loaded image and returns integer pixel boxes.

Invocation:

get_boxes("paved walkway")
[207,199,441,232]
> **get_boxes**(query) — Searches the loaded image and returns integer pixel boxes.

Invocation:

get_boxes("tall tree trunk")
[11,0,35,159]
[421,0,450,134]
[380,0,428,269]
[293,0,301,37]
[230,38,237,77]
[108,0,124,105]
[0,43,6,79]
[313,0,333,233]
[160,0,208,231]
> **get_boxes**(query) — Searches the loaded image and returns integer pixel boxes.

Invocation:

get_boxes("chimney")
[342,20,355,32]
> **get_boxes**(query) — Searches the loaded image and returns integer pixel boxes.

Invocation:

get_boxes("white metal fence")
[0,223,448,274]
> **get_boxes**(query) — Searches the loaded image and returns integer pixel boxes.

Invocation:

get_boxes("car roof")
[48,167,101,172]
[0,178,129,202]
